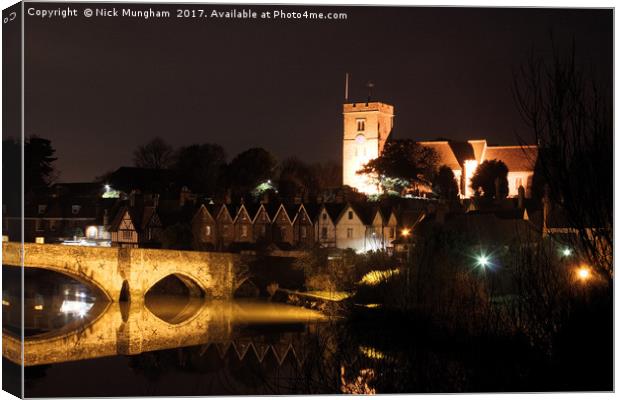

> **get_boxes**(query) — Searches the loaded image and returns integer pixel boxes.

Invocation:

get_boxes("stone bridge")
[2,300,324,366]
[2,242,242,301]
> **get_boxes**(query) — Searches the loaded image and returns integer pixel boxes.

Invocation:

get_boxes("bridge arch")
[143,271,211,299]
[16,265,113,302]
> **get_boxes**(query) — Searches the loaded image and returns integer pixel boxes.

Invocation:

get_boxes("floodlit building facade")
[342,102,394,195]
[342,100,538,198]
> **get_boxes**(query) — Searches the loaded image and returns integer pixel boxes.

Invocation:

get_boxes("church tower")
[342,101,394,194]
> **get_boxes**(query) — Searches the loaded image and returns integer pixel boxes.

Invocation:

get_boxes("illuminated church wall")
[342,100,537,198]
[342,102,394,195]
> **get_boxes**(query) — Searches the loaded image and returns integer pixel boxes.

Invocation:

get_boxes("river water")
[2,267,612,395]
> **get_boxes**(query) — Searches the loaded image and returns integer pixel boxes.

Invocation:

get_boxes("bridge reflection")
[2,299,326,367]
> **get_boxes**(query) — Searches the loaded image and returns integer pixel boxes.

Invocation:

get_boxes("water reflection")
[3,268,102,337]
[3,296,327,367]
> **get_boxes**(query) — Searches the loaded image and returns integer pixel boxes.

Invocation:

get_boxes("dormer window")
[71,205,81,215]
[348,211,353,220]
[38,205,47,214]
[356,119,366,131]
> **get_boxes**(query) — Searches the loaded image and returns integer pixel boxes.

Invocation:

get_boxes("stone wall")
[2,242,241,301]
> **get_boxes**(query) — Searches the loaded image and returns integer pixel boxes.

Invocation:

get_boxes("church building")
[342,100,538,198]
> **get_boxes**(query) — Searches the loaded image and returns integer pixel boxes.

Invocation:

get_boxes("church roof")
[484,146,538,172]
[468,139,487,162]
[418,141,462,170]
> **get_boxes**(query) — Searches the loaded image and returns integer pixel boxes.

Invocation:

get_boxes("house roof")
[484,146,538,171]
[303,203,321,222]
[545,206,572,229]
[446,212,540,245]
[109,204,160,232]
[349,203,376,225]
[323,203,346,222]
[271,204,293,224]
[251,204,271,223]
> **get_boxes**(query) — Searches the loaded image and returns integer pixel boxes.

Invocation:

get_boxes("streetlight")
[475,252,491,270]
[561,247,572,257]
[576,265,591,282]
[401,228,411,237]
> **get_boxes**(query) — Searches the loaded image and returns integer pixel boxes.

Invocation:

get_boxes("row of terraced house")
[110,201,400,253]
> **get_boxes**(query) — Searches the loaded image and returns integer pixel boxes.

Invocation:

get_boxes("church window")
[356,119,365,131]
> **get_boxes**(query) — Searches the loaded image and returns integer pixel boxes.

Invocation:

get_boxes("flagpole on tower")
[344,72,350,102]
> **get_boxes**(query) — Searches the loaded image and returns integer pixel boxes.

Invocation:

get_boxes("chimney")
[517,185,525,209]
[180,186,190,207]
[129,190,136,207]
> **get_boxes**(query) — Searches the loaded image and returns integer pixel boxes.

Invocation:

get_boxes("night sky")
[22,4,612,182]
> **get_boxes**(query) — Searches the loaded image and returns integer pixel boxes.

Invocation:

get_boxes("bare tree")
[512,42,613,281]
[133,137,174,170]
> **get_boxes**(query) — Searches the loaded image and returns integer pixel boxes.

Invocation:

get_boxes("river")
[2,267,612,395]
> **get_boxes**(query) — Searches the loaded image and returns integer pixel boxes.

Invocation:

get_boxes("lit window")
[72,205,81,215]
[347,228,353,238]
[86,226,98,238]
[348,211,353,220]
[356,119,365,131]
[205,226,211,236]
